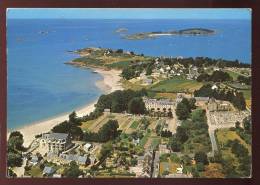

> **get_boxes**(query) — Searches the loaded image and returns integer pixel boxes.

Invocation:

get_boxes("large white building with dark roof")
[143,97,175,112]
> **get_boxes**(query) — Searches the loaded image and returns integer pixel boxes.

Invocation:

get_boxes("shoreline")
[8,67,123,147]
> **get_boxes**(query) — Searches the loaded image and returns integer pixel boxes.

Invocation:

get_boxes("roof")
[43,133,69,140]
[59,154,87,164]
[43,166,55,175]
[84,143,92,149]
[31,155,38,163]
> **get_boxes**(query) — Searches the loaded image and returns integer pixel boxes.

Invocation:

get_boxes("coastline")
[8,68,123,147]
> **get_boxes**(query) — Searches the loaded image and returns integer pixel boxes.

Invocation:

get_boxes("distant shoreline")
[7,67,123,147]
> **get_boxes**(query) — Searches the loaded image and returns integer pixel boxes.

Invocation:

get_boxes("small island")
[122,28,216,40]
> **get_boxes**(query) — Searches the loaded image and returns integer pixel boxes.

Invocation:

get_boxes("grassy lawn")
[240,89,251,100]
[80,119,96,132]
[160,160,179,175]
[224,69,240,80]
[150,77,203,93]
[216,128,251,153]
[28,166,43,177]
[139,132,151,148]
[154,92,177,100]
[150,137,161,150]
[130,120,139,129]
[106,61,132,69]
[120,79,144,91]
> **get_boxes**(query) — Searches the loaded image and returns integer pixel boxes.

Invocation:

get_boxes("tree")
[197,73,210,82]
[243,116,251,132]
[7,152,23,167]
[130,158,138,166]
[189,98,197,110]
[64,161,83,178]
[196,162,205,172]
[191,109,206,123]
[99,120,119,142]
[128,97,146,114]
[8,131,24,151]
[169,136,181,152]
[203,163,225,178]
[235,121,241,129]
[176,102,190,120]
[176,126,189,143]
[155,124,162,136]
[99,142,113,160]
[167,111,173,118]
[194,151,209,165]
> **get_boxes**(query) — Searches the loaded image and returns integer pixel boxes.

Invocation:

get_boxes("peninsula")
[8,47,251,179]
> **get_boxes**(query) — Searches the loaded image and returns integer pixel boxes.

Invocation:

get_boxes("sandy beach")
[9,68,123,147]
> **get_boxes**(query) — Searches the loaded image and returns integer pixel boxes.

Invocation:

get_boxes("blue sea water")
[7,19,251,129]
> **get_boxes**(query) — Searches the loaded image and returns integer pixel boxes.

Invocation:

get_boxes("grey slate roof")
[43,133,69,140]
[43,166,55,175]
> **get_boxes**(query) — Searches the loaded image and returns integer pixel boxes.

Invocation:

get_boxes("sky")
[7,8,251,20]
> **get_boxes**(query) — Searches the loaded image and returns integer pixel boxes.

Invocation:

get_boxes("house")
[43,166,55,176]
[143,97,175,113]
[83,143,92,152]
[176,165,183,174]
[41,133,72,154]
[104,109,111,113]
[59,154,88,165]
[29,155,39,166]
[142,78,153,86]
[133,138,140,146]
[207,98,232,112]
[53,174,62,178]
[211,84,218,90]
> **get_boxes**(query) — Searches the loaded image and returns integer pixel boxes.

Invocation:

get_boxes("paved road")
[206,110,218,155]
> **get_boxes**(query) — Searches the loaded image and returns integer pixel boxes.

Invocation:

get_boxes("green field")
[130,121,139,129]
[150,137,161,150]
[224,70,240,80]
[139,132,151,147]
[240,89,251,100]
[106,61,132,69]
[150,77,203,93]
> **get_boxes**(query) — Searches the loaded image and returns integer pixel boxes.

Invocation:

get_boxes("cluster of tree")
[98,142,113,161]
[78,89,147,124]
[170,109,209,153]
[128,97,146,115]
[83,120,119,142]
[121,61,152,80]
[226,139,251,177]
[175,98,196,120]
[237,75,251,85]
[194,84,246,110]
[161,130,173,137]
[7,131,25,168]
[95,89,147,114]
[233,116,252,144]
[63,161,83,178]
[51,111,83,140]
[197,71,232,82]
